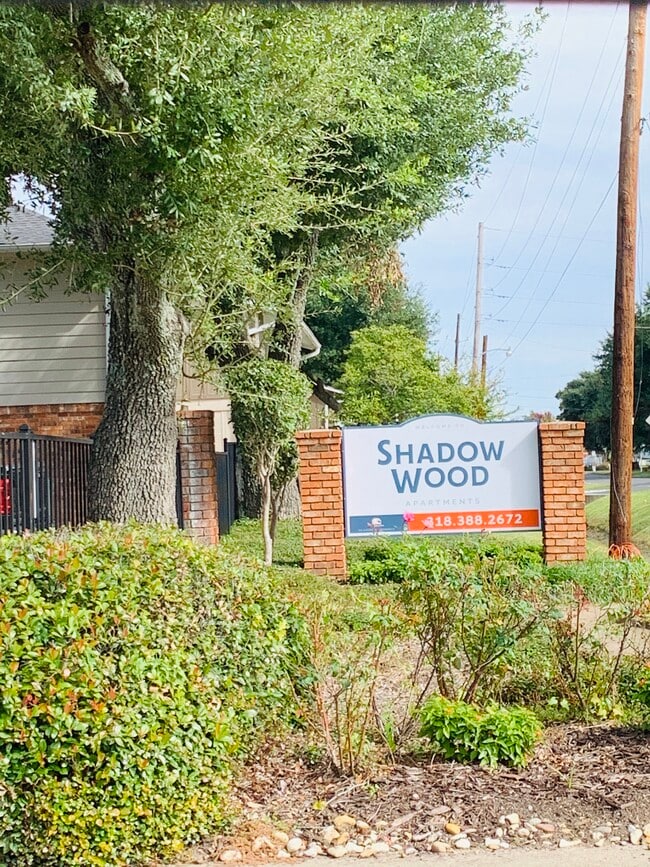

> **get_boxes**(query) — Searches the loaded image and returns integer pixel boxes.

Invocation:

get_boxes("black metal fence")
[0,427,237,537]
[215,439,237,535]
[0,426,92,535]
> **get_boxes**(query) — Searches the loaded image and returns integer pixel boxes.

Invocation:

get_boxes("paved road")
[585,472,650,497]
[178,848,650,867]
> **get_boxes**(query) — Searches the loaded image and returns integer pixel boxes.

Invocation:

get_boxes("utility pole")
[610,0,647,549]
[481,334,488,389]
[454,313,461,369]
[472,222,484,375]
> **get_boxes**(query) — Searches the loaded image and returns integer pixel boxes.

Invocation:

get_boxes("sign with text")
[342,415,541,537]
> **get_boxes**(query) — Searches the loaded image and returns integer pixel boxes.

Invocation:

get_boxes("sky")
[401,1,650,419]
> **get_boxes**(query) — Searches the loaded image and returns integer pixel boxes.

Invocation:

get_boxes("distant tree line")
[557,288,650,453]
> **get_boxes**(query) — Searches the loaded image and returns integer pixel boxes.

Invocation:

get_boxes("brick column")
[539,421,586,563]
[296,429,347,579]
[177,410,219,546]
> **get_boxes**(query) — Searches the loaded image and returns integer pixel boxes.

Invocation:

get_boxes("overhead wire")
[494,45,625,348]
[485,4,571,264]
[485,4,621,298]
[488,41,625,327]
[498,173,618,363]
[481,9,567,227]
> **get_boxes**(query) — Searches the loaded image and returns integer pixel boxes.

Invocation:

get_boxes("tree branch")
[74,21,133,114]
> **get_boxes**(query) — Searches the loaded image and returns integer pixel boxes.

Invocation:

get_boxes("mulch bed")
[190,724,650,860]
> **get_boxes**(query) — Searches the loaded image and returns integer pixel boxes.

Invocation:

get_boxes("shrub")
[398,542,559,704]
[348,542,413,584]
[0,523,309,867]
[348,536,543,585]
[619,660,650,720]
[419,695,541,768]
[541,559,650,720]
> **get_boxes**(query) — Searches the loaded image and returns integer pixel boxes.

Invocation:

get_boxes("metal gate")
[0,426,91,535]
[215,439,237,536]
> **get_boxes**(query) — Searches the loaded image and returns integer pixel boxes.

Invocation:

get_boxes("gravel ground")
[170,723,650,864]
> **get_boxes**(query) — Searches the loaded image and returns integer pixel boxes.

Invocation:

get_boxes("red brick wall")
[177,410,219,546]
[296,429,346,579]
[539,421,586,563]
[0,403,104,438]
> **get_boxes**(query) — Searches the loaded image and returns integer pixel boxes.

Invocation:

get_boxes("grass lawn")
[219,518,398,622]
[222,516,611,581]
[586,487,650,550]
[585,480,609,491]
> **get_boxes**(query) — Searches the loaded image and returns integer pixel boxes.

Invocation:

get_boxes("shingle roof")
[0,205,54,251]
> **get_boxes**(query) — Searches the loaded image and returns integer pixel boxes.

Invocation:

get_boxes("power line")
[486,4,571,264]
[486,292,607,305]
[487,22,625,321]
[503,173,618,359]
[487,5,622,298]
[482,9,569,227]
[496,51,625,345]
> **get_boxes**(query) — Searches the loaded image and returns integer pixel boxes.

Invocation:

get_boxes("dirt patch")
[184,724,650,862]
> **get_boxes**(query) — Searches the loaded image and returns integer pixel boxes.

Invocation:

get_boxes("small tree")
[227,360,311,564]
[339,324,500,425]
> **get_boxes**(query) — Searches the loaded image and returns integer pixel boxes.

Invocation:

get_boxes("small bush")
[348,536,543,585]
[0,523,309,867]
[419,695,541,768]
[619,660,650,720]
[348,543,412,584]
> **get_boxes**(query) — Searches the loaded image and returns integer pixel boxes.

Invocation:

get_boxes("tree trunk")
[270,230,320,367]
[88,264,186,523]
[261,471,273,565]
[270,490,279,545]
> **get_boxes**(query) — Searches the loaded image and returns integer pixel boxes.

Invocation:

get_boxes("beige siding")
[177,362,236,446]
[0,259,106,406]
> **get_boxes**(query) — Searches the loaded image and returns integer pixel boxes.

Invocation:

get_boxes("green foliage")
[310,598,406,774]
[227,359,311,562]
[349,536,543,585]
[419,695,541,768]
[557,286,650,451]
[397,539,559,705]
[0,523,309,867]
[619,660,650,720]
[348,542,412,585]
[339,324,500,424]
[1,3,533,520]
[0,3,532,346]
[227,359,311,470]
[304,264,434,386]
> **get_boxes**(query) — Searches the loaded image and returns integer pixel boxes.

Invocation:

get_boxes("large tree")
[557,288,650,452]
[303,248,434,386]
[265,3,534,371]
[1,3,533,523]
[0,4,390,520]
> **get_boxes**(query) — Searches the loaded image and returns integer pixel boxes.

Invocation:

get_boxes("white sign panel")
[342,414,541,537]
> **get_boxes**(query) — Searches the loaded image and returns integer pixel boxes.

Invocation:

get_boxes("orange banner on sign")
[408,509,540,533]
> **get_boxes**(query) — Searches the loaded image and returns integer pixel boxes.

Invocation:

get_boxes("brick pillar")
[539,421,586,563]
[177,410,219,546]
[296,429,347,579]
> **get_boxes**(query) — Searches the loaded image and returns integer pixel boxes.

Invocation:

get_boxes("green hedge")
[348,536,543,585]
[0,523,309,867]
